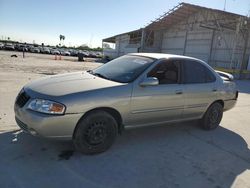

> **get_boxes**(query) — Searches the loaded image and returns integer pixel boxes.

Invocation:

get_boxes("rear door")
[181,60,217,119]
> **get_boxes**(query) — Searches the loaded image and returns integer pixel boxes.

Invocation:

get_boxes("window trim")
[146,59,182,85]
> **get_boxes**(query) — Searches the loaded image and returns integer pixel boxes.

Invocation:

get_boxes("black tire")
[73,110,117,154]
[201,102,223,130]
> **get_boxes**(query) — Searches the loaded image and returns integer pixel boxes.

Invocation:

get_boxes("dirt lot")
[0,50,102,131]
[0,50,250,188]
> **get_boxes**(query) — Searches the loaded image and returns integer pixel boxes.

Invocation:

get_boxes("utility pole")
[223,0,226,11]
[140,28,145,52]
[239,30,249,79]
[89,34,93,48]
[239,16,250,79]
[248,3,250,17]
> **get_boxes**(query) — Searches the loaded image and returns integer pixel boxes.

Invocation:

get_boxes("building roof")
[146,2,248,29]
[102,29,142,43]
[103,2,249,42]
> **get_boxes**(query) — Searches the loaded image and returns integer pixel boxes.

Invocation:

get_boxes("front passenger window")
[147,61,179,84]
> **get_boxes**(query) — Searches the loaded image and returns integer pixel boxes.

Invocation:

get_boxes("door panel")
[128,84,184,126]
[127,59,184,126]
[183,83,216,119]
[181,60,217,119]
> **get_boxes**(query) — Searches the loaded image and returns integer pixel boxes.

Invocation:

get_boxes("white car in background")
[0,43,4,49]
[41,47,50,54]
[50,49,60,55]
[4,43,15,51]
[30,47,40,53]
[59,49,71,56]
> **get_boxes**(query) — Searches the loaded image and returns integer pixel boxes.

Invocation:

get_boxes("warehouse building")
[103,3,250,78]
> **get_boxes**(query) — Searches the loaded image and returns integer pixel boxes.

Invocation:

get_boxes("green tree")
[59,35,65,46]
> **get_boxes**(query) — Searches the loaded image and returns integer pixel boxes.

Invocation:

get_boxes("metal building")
[102,3,250,78]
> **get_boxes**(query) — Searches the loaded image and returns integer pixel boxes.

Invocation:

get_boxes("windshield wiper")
[87,70,118,82]
[87,70,93,74]
[92,72,110,80]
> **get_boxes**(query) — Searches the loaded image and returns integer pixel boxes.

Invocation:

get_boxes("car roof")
[129,53,203,62]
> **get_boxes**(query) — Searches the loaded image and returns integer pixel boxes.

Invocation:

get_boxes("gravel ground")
[0,50,250,188]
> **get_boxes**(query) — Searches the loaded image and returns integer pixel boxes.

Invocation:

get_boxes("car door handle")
[175,90,183,95]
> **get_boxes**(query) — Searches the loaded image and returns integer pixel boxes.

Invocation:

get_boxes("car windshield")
[90,55,155,83]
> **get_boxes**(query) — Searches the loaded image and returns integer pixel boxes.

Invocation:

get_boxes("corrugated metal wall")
[184,29,212,62]
[109,8,250,71]
[211,30,245,69]
[161,30,186,55]
[158,10,250,69]
[161,28,214,63]
[115,34,130,57]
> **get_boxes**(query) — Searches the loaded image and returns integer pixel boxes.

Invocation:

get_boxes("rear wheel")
[73,110,117,154]
[201,102,223,130]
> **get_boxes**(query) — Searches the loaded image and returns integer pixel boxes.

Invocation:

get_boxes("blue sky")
[0,0,249,47]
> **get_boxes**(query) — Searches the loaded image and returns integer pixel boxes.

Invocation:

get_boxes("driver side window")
[147,60,180,84]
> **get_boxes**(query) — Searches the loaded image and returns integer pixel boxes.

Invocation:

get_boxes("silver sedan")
[14,53,238,154]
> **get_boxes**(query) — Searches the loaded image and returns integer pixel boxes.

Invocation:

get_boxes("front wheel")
[73,110,118,154]
[201,102,223,130]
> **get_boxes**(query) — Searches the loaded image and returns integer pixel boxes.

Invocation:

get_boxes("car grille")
[15,90,30,108]
[15,117,29,132]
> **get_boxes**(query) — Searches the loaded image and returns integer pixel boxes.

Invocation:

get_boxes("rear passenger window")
[183,60,216,84]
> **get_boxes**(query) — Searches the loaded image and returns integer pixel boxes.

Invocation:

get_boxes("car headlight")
[27,99,66,115]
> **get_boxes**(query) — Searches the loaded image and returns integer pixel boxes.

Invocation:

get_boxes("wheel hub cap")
[210,109,219,123]
[85,122,107,145]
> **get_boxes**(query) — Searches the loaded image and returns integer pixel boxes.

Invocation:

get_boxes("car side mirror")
[140,77,159,87]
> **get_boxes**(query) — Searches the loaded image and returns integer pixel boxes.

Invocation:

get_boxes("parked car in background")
[38,47,43,53]
[81,50,89,57]
[27,45,34,52]
[14,53,238,155]
[95,51,103,58]
[88,51,97,58]
[69,49,78,56]
[0,43,4,49]
[60,49,71,56]
[30,47,40,53]
[50,49,60,55]
[40,47,50,54]
[4,43,15,51]
[16,45,28,52]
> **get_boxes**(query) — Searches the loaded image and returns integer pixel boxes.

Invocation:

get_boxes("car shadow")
[0,122,249,188]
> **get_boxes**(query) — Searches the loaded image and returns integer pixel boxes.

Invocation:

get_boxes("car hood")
[25,71,123,96]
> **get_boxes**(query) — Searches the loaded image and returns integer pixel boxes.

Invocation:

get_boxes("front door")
[128,59,184,126]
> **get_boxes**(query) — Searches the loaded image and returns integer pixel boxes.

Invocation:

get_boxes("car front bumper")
[14,104,83,140]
